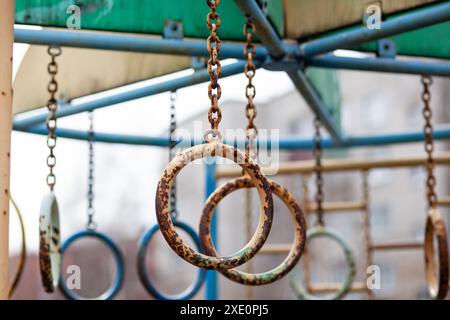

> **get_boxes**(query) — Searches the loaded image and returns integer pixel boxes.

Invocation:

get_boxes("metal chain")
[301,174,312,291]
[87,111,97,230]
[243,18,256,299]
[421,75,437,209]
[244,16,258,160]
[206,0,222,133]
[45,46,61,191]
[169,91,179,220]
[313,117,324,226]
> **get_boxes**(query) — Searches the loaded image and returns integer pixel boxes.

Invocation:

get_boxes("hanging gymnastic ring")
[58,229,125,300]
[39,192,61,293]
[424,208,449,300]
[155,141,274,270]
[8,196,27,298]
[199,176,307,285]
[289,226,356,300]
[137,221,206,299]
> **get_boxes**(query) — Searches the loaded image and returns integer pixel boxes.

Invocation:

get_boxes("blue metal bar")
[299,2,450,57]
[14,27,269,60]
[13,61,256,129]
[234,0,344,143]
[234,0,286,59]
[205,161,218,300]
[287,69,343,144]
[14,124,450,150]
[306,55,450,77]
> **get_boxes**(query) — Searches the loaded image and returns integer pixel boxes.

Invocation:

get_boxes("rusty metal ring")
[199,176,307,285]
[155,142,274,270]
[39,192,61,293]
[289,226,356,300]
[8,196,26,298]
[424,208,449,299]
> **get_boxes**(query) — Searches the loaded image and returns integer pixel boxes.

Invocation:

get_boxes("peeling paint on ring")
[155,142,274,270]
[200,176,307,285]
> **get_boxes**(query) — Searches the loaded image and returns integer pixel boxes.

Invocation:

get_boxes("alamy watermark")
[66,265,81,290]
[66,5,81,30]
[366,264,381,290]
[365,4,382,30]
[173,121,280,175]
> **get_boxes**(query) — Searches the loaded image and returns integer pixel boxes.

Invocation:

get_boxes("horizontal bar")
[307,201,365,213]
[258,244,291,255]
[234,0,285,59]
[13,126,173,147]
[307,55,450,77]
[14,27,270,60]
[262,240,424,254]
[14,126,450,151]
[299,2,450,57]
[309,282,368,294]
[216,151,450,177]
[370,241,423,251]
[287,69,343,144]
[13,61,253,129]
[437,198,450,206]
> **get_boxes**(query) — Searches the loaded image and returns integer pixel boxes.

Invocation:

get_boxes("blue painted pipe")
[307,55,450,77]
[14,28,269,60]
[204,162,218,300]
[13,124,450,150]
[13,61,255,129]
[234,0,286,59]
[299,2,450,57]
[287,69,343,144]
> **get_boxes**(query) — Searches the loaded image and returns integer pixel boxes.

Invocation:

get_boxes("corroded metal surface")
[155,142,273,270]
[39,192,61,293]
[199,176,307,285]
[289,226,356,300]
[424,208,449,300]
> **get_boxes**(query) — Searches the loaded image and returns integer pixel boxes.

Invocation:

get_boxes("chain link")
[244,17,258,160]
[313,117,324,226]
[169,91,179,220]
[86,111,97,230]
[45,46,61,191]
[206,0,222,133]
[421,75,437,209]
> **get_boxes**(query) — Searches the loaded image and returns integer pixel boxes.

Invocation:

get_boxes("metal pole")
[307,55,450,77]
[13,125,450,150]
[205,161,218,300]
[299,2,450,57]
[14,28,269,61]
[13,61,255,129]
[234,0,286,59]
[0,0,14,300]
[287,69,343,143]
